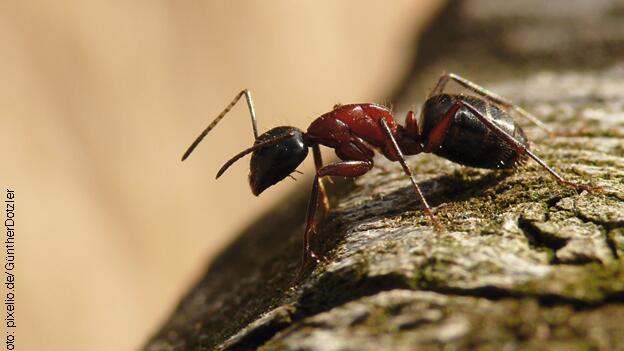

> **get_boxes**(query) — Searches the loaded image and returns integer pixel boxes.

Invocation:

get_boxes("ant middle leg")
[429,72,555,136]
[459,101,599,192]
[379,119,445,231]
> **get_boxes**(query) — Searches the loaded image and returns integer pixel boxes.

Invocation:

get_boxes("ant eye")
[249,127,308,195]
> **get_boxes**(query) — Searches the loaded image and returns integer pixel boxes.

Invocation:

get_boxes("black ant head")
[248,126,308,196]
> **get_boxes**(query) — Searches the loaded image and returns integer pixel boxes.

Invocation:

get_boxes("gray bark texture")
[146,1,624,350]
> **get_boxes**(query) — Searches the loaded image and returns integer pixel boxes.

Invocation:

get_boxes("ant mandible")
[182,72,595,280]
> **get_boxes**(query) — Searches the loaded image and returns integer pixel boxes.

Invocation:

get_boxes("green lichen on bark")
[260,290,624,351]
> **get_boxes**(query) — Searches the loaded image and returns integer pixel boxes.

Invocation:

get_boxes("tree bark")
[146,1,624,350]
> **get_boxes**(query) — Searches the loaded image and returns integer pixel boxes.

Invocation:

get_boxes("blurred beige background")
[0,1,441,350]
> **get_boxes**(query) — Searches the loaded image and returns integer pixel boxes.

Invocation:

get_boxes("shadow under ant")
[312,168,514,259]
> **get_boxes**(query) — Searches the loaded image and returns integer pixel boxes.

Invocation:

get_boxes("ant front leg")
[429,72,555,136]
[312,145,330,215]
[294,160,374,283]
[459,101,600,192]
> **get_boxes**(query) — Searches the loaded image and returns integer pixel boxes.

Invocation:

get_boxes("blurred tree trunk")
[145,1,624,350]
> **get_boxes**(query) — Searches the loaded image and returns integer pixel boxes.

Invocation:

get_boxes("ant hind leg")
[459,101,601,192]
[429,72,555,136]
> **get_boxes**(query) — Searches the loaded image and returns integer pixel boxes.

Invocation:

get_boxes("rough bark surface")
[146,1,624,350]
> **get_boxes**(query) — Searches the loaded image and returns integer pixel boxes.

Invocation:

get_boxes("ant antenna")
[181,89,259,161]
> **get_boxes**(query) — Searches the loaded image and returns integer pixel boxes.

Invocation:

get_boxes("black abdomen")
[421,94,528,169]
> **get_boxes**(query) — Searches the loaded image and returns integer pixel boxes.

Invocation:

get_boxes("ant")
[182,72,596,280]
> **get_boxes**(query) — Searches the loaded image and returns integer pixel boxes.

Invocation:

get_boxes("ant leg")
[182,89,259,161]
[429,72,554,136]
[459,101,599,192]
[312,145,330,213]
[379,119,445,231]
[428,72,452,98]
[294,160,373,282]
[404,110,419,138]
[422,102,462,153]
